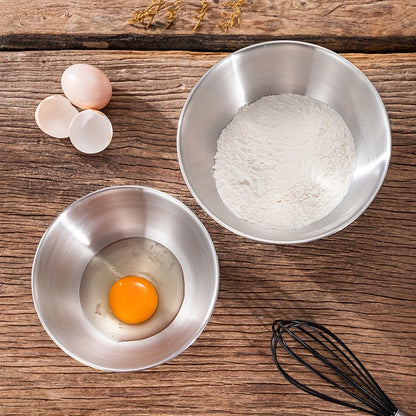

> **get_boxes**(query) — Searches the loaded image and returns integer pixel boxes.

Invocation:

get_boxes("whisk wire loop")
[271,320,399,416]
[271,333,374,414]
[294,322,394,413]
[272,322,381,415]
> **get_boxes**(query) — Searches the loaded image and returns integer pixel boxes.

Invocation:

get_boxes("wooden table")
[1,1,415,415]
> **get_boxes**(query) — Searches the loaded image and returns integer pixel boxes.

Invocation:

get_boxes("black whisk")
[271,320,408,416]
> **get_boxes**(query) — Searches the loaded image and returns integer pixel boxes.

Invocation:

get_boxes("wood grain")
[0,0,415,52]
[0,50,415,415]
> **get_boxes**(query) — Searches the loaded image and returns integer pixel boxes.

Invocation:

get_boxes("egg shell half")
[61,63,112,110]
[69,109,113,154]
[35,95,79,139]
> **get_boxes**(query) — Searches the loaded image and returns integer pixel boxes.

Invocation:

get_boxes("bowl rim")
[31,185,220,371]
[177,40,391,244]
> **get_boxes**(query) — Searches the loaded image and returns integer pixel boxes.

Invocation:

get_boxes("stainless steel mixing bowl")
[177,41,391,244]
[32,186,219,371]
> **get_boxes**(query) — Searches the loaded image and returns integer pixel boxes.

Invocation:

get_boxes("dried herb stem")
[166,0,181,28]
[127,0,182,29]
[193,0,210,32]
[128,0,245,32]
[217,0,244,33]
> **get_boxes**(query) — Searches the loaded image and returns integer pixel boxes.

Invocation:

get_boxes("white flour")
[213,93,355,230]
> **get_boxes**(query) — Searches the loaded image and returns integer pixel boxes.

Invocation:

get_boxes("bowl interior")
[177,41,391,243]
[32,186,219,371]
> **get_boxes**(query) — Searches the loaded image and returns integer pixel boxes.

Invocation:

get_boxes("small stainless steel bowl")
[32,186,219,371]
[177,41,391,244]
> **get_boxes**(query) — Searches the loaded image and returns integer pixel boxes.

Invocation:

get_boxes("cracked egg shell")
[69,109,113,154]
[35,95,79,139]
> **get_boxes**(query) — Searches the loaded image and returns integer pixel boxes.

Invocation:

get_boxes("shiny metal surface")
[32,186,219,371]
[177,41,391,244]
[395,411,408,416]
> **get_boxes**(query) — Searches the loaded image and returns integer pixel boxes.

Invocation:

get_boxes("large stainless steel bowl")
[177,41,391,244]
[32,186,219,371]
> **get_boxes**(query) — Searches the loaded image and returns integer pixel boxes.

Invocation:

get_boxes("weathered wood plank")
[0,0,415,52]
[0,50,415,415]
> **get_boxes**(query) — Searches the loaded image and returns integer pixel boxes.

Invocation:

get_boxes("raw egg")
[108,275,158,325]
[79,237,184,342]
[35,95,78,138]
[61,63,112,110]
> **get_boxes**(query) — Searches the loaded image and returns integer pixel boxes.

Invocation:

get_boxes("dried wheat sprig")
[217,0,244,33]
[127,0,182,29]
[193,0,210,32]
[128,0,244,32]
[165,0,181,28]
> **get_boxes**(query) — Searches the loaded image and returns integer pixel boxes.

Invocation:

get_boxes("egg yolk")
[108,276,158,324]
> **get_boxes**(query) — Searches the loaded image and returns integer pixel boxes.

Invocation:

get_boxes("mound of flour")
[213,93,355,230]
